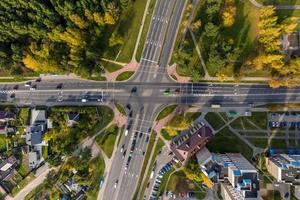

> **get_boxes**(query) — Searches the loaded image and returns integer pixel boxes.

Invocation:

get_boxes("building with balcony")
[266,154,300,184]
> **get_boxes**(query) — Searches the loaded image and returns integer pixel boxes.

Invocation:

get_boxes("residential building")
[0,111,15,123]
[266,154,300,184]
[26,109,48,169]
[170,122,213,162]
[0,156,18,181]
[198,153,260,200]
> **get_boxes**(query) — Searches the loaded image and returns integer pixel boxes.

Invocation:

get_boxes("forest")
[0,0,129,78]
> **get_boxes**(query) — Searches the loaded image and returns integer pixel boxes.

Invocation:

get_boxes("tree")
[222,0,236,27]
[281,17,299,34]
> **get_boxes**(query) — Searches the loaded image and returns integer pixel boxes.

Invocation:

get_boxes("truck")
[211,104,221,108]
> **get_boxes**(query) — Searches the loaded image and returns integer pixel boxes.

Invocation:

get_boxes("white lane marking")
[141,58,158,64]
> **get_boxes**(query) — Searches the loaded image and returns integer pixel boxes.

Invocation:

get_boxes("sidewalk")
[249,0,300,9]
[104,60,138,81]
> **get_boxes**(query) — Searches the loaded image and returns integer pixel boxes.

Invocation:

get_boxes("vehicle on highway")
[163,88,171,96]
[99,179,104,188]
[35,78,41,82]
[126,104,131,110]
[139,132,143,138]
[24,82,31,87]
[30,85,36,90]
[114,180,118,189]
[131,87,137,93]
[13,85,18,90]
[120,144,125,153]
[122,150,127,158]
[211,103,221,108]
[10,93,15,98]
[129,111,133,117]
[125,155,132,170]
[173,88,180,95]
[97,97,103,102]
[56,83,63,89]
[142,151,145,155]
[134,132,138,139]
[125,129,129,136]
[146,136,149,143]
[81,98,87,103]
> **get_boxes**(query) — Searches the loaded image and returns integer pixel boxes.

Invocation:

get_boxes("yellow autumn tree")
[222,0,236,27]
[252,54,284,70]
[23,54,61,73]
[258,6,281,52]
[104,12,116,25]
[93,12,104,26]
[269,79,281,88]
[281,17,299,34]
[69,14,88,29]
[84,9,94,21]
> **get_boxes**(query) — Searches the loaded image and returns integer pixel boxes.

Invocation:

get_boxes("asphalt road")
[1,0,300,199]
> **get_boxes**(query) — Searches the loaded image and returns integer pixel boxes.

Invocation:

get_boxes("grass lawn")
[230,117,258,130]
[156,105,177,121]
[167,170,205,196]
[248,139,269,148]
[96,106,115,131]
[136,0,157,61]
[116,71,134,81]
[248,112,268,129]
[0,135,7,152]
[138,138,165,200]
[115,0,148,62]
[42,146,48,159]
[270,139,287,149]
[134,132,157,200]
[86,156,106,199]
[207,127,253,160]
[115,103,126,116]
[156,168,175,197]
[205,113,225,130]
[96,125,119,158]
[102,61,123,73]
[12,173,35,196]
[161,129,174,140]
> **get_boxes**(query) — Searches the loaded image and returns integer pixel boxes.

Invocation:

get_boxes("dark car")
[126,104,131,110]
[13,85,19,90]
[131,87,137,93]
[35,78,41,82]
[56,83,63,89]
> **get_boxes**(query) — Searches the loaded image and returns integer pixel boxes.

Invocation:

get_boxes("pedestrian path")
[104,60,138,81]
[249,0,300,9]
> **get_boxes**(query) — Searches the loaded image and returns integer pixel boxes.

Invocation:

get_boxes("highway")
[0,0,299,199]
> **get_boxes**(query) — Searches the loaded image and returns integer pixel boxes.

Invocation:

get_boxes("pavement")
[249,0,300,9]
[5,0,300,199]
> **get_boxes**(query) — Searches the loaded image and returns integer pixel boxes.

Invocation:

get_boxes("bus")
[211,104,221,108]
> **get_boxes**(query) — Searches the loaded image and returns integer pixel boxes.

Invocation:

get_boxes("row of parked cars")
[269,121,300,128]
[148,161,174,200]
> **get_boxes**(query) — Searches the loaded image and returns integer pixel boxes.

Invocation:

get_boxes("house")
[67,113,80,127]
[170,122,213,162]
[0,156,19,181]
[26,109,48,169]
[266,154,300,184]
[197,152,260,200]
[59,179,88,200]
[28,152,40,169]
[0,111,15,123]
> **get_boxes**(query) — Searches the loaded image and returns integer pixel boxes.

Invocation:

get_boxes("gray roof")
[30,109,46,125]
[26,126,42,145]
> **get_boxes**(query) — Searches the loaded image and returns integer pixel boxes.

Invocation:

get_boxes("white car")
[81,98,87,103]
[120,144,125,153]
[114,180,118,189]
[125,130,129,136]
[24,82,31,87]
